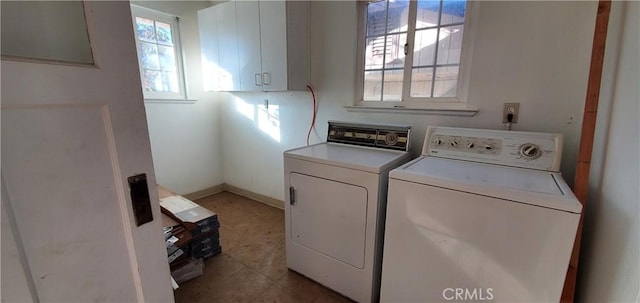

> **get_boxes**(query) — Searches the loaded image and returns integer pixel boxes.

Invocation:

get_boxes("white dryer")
[284,121,412,302]
[380,126,582,303]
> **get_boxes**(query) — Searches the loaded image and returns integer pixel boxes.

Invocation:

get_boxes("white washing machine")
[284,121,412,302]
[380,126,582,303]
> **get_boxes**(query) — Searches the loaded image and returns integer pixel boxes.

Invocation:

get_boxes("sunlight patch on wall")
[232,96,281,142]
[258,104,281,142]
[234,96,255,121]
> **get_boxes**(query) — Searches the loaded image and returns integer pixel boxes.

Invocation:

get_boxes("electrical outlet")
[502,102,520,123]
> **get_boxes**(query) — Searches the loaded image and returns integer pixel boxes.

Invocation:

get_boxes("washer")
[284,121,412,302]
[380,126,582,303]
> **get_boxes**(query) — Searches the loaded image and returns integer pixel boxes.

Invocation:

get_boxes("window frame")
[130,5,187,100]
[355,0,478,110]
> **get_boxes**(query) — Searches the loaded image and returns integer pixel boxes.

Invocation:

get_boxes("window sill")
[345,103,479,117]
[144,99,197,104]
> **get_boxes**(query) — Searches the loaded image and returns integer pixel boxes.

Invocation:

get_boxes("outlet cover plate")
[502,102,520,123]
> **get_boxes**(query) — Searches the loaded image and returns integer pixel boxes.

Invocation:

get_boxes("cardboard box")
[159,195,220,238]
[190,231,221,259]
[169,225,192,248]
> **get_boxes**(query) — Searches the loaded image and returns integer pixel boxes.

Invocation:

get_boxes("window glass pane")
[433,66,458,97]
[382,69,403,101]
[143,70,162,92]
[366,1,387,37]
[364,70,383,101]
[136,17,156,43]
[162,71,179,92]
[387,0,409,34]
[1,1,94,64]
[155,21,173,45]
[158,45,176,71]
[412,28,437,67]
[410,67,433,97]
[441,0,466,25]
[367,1,410,36]
[365,37,385,70]
[416,0,441,29]
[385,33,407,69]
[437,25,463,65]
[139,42,159,69]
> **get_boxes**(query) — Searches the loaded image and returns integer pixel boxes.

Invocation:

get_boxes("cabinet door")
[258,0,288,91]
[215,1,241,91]
[198,6,220,91]
[235,1,263,92]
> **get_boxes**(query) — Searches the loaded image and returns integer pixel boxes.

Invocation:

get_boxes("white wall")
[219,1,597,201]
[134,1,224,195]
[577,1,640,301]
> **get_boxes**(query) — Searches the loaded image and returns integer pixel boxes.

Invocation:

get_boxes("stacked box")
[158,188,224,285]
[190,231,222,259]
[159,194,223,259]
[164,224,192,267]
[187,214,220,238]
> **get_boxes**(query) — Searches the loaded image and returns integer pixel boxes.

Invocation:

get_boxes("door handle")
[262,72,270,86]
[255,73,262,86]
[289,186,295,205]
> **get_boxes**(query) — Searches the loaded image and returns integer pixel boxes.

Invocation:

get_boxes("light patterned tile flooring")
[173,191,351,303]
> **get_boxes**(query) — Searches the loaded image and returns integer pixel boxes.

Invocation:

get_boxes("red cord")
[306,85,317,146]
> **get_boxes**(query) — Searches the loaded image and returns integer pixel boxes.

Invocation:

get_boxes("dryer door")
[289,173,368,269]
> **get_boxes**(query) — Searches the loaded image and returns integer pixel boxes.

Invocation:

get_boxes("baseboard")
[183,184,225,201]
[223,184,285,210]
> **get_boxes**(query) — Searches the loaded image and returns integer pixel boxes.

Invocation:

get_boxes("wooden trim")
[182,184,225,201]
[562,1,611,302]
[223,184,285,210]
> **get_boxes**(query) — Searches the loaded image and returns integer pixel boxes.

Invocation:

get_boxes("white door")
[259,0,287,91]
[236,1,263,92]
[215,1,241,91]
[289,173,368,269]
[1,2,173,302]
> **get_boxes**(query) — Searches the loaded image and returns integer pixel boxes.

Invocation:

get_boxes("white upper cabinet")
[199,0,310,92]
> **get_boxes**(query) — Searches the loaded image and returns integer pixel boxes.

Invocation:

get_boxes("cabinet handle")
[255,73,262,86]
[262,72,270,86]
[289,186,295,205]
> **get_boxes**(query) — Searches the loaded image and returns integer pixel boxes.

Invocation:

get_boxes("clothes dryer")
[284,121,412,302]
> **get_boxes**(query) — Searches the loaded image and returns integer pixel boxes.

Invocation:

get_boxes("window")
[357,0,474,109]
[131,5,186,100]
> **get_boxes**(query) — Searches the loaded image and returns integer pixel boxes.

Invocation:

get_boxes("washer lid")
[390,156,582,213]
[284,142,410,174]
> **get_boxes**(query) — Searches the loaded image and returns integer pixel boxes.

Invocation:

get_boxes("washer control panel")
[424,126,563,171]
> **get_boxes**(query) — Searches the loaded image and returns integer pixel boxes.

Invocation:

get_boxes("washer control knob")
[467,142,475,149]
[484,145,494,150]
[520,143,542,159]
[449,141,458,147]
[433,138,443,145]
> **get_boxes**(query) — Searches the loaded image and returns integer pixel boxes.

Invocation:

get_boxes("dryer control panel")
[327,121,411,151]
[423,126,563,172]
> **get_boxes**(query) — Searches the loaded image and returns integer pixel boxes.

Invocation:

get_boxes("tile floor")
[173,191,352,303]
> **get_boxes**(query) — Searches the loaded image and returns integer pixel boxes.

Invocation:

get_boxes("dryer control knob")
[484,145,494,150]
[520,144,542,159]
[433,138,443,145]
[449,141,458,147]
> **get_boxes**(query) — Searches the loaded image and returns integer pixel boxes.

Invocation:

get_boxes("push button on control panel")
[429,134,501,155]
